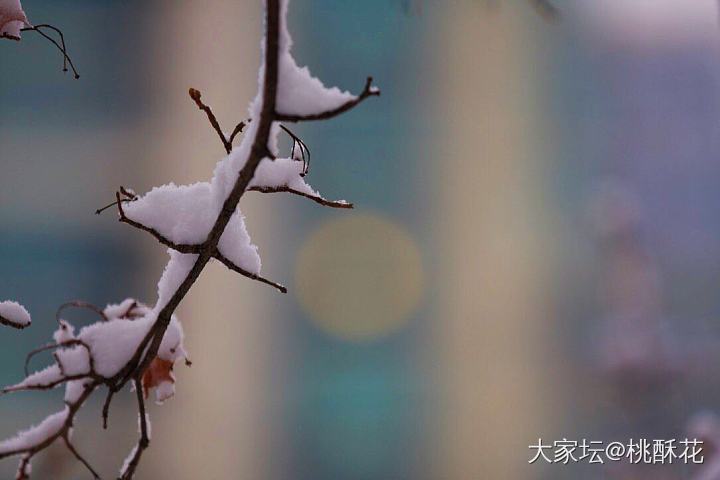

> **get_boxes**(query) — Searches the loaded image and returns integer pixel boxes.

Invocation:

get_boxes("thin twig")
[15,455,31,480]
[228,121,247,146]
[248,186,353,209]
[19,25,79,78]
[24,339,91,377]
[279,124,310,175]
[62,435,100,479]
[189,88,240,154]
[119,378,150,480]
[56,301,108,324]
[102,388,116,430]
[214,250,287,293]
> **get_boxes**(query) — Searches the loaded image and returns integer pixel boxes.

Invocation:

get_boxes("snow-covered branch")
[0,301,31,330]
[1,0,377,478]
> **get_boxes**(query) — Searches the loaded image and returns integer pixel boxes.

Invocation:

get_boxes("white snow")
[0,301,31,328]
[154,381,175,405]
[0,0,27,40]
[216,211,261,274]
[54,346,90,377]
[250,156,316,195]
[124,182,219,246]
[61,299,187,378]
[53,320,75,344]
[123,183,261,283]
[275,0,355,116]
[157,314,187,364]
[156,250,200,311]
[104,298,145,320]
[63,379,92,404]
[78,316,153,378]
[0,408,68,455]
[120,445,138,475]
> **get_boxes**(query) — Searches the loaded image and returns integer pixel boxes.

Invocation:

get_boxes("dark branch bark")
[214,250,287,293]
[56,301,108,324]
[189,88,245,154]
[0,380,97,460]
[275,77,379,122]
[0,316,28,330]
[102,388,116,430]
[18,24,80,78]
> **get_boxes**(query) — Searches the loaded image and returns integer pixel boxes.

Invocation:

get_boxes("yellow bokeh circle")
[295,213,425,342]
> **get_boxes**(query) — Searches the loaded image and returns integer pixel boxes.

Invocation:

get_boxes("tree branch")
[213,250,287,293]
[120,0,285,389]
[0,315,28,330]
[62,435,100,480]
[248,186,353,209]
[189,88,245,154]
[1,2,377,478]
[56,301,108,324]
[14,455,31,480]
[19,24,79,78]
[118,378,150,480]
[275,76,379,122]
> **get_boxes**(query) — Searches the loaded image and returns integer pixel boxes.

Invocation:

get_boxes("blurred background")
[2,0,720,479]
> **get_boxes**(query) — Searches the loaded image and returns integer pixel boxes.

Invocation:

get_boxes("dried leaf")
[141,357,175,404]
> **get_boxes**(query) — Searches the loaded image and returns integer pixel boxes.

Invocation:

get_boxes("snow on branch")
[1,0,79,78]
[0,301,31,330]
[0,299,187,479]
[1,0,377,477]
[275,76,380,122]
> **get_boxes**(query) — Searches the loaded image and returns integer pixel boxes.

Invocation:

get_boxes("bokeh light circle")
[295,213,425,342]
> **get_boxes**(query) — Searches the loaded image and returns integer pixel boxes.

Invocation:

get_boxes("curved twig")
[56,301,108,325]
[279,124,310,175]
[24,339,89,377]
[19,24,79,78]
[62,435,100,480]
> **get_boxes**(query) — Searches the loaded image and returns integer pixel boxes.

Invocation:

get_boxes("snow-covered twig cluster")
[0,0,377,478]
[0,0,79,77]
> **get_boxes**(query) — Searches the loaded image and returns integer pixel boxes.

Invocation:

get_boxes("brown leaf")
[141,357,175,403]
